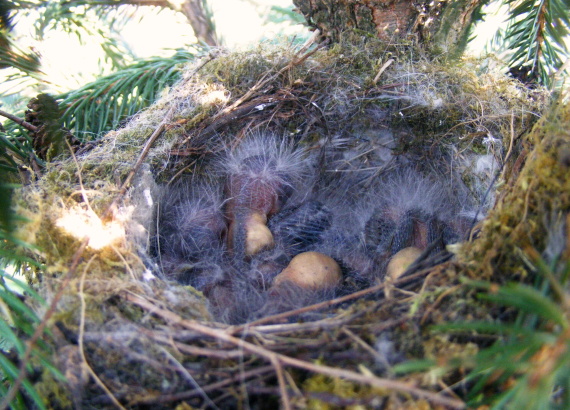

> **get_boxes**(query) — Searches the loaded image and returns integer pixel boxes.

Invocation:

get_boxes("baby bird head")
[223,134,312,215]
[221,134,315,258]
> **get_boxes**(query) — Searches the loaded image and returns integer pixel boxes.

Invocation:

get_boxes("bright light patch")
[56,208,125,250]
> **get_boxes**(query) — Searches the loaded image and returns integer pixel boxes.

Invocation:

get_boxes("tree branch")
[0,109,38,132]
[180,0,218,47]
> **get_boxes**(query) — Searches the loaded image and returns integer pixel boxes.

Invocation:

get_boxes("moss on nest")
[12,36,559,408]
[460,102,570,280]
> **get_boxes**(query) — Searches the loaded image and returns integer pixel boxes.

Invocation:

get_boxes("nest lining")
[13,37,563,408]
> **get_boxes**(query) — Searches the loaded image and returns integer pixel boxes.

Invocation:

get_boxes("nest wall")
[13,37,562,408]
[460,102,570,277]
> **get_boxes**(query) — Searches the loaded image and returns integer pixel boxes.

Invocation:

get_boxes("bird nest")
[15,35,567,408]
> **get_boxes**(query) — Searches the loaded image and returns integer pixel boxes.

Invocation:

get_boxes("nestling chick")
[153,180,227,289]
[363,169,468,254]
[384,246,423,298]
[222,134,314,258]
[269,200,333,256]
[357,168,476,283]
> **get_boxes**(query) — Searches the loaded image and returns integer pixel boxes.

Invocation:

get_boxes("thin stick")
[271,355,292,410]
[125,293,465,409]
[437,379,464,402]
[181,39,327,145]
[421,284,462,325]
[284,369,302,398]
[248,316,357,335]
[373,59,395,83]
[159,347,219,410]
[342,328,387,366]
[499,111,516,183]
[131,366,274,405]
[137,329,245,359]
[66,139,91,209]
[110,245,140,283]
[231,269,431,332]
[0,109,38,132]
[521,179,535,223]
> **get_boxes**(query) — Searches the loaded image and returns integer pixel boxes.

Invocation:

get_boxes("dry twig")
[231,268,432,332]
[131,366,275,405]
[181,38,327,145]
[124,293,466,409]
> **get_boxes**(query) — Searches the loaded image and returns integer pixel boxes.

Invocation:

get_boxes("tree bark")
[293,0,486,55]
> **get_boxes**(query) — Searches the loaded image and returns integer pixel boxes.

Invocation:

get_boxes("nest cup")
[15,38,557,408]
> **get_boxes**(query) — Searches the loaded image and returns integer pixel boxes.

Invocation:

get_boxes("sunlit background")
[1,0,309,98]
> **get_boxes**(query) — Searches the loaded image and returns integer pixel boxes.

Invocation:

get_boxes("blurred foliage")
[488,0,570,88]
[0,35,41,74]
[0,0,42,82]
[0,183,15,233]
[0,0,155,106]
[268,4,306,25]
[6,0,139,68]
[57,48,201,139]
[0,115,42,176]
[0,118,62,408]
[1,49,200,177]
[0,162,62,410]
[0,254,62,410]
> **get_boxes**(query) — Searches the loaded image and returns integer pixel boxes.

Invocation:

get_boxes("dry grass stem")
[125,293,466,409]
[232,269,432,332]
